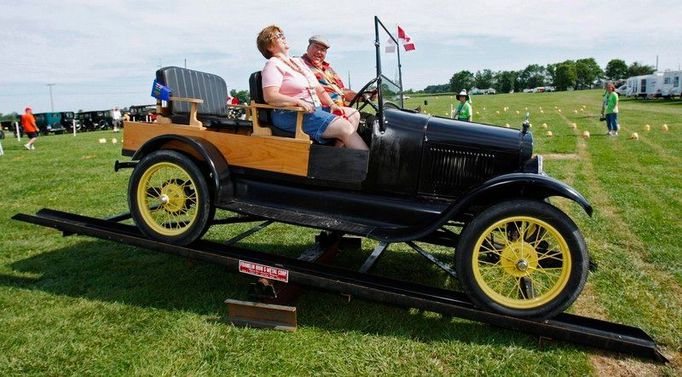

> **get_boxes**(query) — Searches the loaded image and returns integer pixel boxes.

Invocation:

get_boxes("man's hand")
[343,90,357,102]
[329,103,343,116]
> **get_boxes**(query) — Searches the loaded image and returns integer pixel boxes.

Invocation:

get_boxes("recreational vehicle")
[626,73,663,98]
[661,70,682,98]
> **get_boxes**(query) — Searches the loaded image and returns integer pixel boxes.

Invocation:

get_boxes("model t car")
[121,17,591,320]
[33,112,67,135]
[77,110,114,131]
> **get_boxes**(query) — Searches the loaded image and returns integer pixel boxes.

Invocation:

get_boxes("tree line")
[422,59,656,94]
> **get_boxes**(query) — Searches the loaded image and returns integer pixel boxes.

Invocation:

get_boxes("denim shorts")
[271,106,337,144]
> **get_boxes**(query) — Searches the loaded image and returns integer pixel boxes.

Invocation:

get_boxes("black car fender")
[131,134,233,202]
[456,172,592,216]
[371,172,592,242]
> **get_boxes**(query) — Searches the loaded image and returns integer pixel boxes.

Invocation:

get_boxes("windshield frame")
[374,16,404,130]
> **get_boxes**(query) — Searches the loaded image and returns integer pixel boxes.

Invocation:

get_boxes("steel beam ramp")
[12,208,667,362]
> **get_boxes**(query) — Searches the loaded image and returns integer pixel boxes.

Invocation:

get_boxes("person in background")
[453,90,472,122]
[257,25,367,150]
[111,106,122,132]
[21,107,38,150]
[601,82,619,136]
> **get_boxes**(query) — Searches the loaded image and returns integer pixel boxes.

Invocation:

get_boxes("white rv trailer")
[661,70,682,98]
[627,73,664,98]
[625,76,643,97]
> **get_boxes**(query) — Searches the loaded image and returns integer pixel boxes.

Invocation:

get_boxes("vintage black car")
[60,111,78,132]
[1,120,17,133]
[121,17,591,320]
[77,110,114,131]
[128,105,156,122]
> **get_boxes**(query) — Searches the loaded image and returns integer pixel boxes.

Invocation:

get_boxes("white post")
[73,119,76,136]
[15,121,20,141]
[0,138,4,156]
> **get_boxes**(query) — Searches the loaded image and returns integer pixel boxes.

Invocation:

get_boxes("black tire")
[455,200,588,319]
[128,150,214,245]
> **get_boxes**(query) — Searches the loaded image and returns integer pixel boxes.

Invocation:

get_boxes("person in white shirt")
[112,107,122,132]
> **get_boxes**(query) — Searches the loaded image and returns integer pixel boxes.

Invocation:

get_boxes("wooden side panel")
[122,122,310,176]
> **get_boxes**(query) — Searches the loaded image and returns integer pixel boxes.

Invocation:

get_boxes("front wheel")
[128,150,214,245]
[455,200,588,319]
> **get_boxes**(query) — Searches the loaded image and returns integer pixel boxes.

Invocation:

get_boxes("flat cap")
[308,35,330,48]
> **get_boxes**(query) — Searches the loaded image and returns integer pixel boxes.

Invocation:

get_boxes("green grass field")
[1,90,680,376]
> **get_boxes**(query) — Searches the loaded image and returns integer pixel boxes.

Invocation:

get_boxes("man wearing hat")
[21,106,38,150]
[453,90,472,122]
[301,35,357,107]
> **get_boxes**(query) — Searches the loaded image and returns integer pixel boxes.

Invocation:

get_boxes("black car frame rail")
[13,208,667,363]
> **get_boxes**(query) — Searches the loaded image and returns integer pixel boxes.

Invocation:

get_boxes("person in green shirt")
[454,90,472,122]
[601,82,619,136]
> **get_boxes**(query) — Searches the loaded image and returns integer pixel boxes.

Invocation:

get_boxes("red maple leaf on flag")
[397,25,416,51]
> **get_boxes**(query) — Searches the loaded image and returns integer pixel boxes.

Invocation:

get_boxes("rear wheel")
[455,200,588,319]
[128,150,214,245]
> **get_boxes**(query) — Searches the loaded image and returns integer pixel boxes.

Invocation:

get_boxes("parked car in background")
[1,120,17,132]
[128,105,156,122]
[60,111,79,132]
[33,112,66,135]
[3,120,22,136]
[77,110,114,131]
[469,88,496,95]
[616,84,628,96]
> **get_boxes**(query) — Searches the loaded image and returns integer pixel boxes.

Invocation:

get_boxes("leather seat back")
[248,71,273,126]
[156,66,228,125]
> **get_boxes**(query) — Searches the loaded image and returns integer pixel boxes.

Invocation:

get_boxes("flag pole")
[396,23,404,108]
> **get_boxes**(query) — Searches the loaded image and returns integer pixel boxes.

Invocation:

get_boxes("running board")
[12,208,667,362]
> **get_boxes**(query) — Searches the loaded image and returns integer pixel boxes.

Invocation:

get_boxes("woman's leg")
[340,106,360,131]
[606,113,616,133]
[322,117,368,150]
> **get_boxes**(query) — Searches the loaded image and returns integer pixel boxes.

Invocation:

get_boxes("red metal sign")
[238,260,289,283]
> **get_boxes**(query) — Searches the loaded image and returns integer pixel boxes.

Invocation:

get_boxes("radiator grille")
[421,145,497,195]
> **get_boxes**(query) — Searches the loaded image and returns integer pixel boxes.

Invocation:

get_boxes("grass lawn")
[1,90,680,376]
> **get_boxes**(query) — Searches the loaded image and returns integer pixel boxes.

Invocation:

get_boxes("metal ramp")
[12,208,667,362]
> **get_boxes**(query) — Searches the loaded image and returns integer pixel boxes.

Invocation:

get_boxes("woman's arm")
[316,86,342,114]
[263,86,314,112]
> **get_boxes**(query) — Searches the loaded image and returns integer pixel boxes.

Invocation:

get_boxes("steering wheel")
[349,78,379,112]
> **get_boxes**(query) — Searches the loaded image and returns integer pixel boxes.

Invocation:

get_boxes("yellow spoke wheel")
[137,163,198,236]
[455,200,588,319]
[473,216,570,309]
[128,150,213,245]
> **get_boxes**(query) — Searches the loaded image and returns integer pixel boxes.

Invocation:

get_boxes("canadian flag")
[397,25,415,51]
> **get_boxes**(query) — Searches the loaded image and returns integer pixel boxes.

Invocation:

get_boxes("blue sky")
[1,0,680,114]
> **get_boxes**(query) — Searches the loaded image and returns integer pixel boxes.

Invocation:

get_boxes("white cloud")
[1,0,680,112]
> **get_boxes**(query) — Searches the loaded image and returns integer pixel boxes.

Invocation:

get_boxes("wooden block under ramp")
[225,299,297,332]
